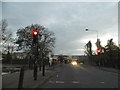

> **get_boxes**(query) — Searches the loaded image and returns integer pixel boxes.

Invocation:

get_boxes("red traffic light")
[96,49,102,55]
[32,30,38,43]
[32,30,38,36]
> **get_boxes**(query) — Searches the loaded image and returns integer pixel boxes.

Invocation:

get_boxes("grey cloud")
[2,2,118,55]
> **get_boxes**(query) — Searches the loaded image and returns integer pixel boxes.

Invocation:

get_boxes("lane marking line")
[72,81,80,83]
[100,82,105,84]
[56,81,64,84]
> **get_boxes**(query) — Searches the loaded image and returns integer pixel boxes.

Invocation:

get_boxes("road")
[41,63,118,88]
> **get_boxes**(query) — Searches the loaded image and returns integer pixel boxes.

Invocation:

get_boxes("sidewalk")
[2,65,58,88]
[86,63,119,74]
[99,66,119,74]
[55,63,119,74]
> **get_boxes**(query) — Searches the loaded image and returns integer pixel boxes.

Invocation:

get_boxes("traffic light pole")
[32,30,39,80]
[97,49,102,69]
[98,58,101,69]
[32,30,46,77]
[33,43,38,80]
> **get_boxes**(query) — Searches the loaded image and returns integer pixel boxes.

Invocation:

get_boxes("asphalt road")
[41,63,118,88]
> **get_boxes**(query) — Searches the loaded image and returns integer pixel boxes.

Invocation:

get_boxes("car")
[71,61,78,66]
[79,60,84,64]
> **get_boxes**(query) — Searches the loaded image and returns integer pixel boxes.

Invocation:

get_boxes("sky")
[1,0,119,55]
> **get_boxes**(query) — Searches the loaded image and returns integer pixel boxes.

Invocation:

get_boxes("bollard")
[18,67,25,89]
[33,64,38,80]
[39,64,41,71]
[42,65,45,76]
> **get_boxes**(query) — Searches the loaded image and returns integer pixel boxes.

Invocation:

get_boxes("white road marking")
[100,82,105,84]
[72,81,80,83]
[56,81,64,84]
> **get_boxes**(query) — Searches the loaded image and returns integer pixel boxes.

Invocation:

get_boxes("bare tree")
[0,19,15,63]
[95,39,102,49]
[0,19,12,45]
[0,19,14,54]
[84,41,93,64]
[85,41,92,56]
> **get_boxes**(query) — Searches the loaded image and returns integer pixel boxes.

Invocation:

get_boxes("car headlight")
[71,61,77,65]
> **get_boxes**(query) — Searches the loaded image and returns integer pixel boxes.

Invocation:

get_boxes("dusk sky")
[2,0,119,55]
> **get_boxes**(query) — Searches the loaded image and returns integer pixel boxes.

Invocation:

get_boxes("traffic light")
[97,49,102,55]
[32,30,38,43]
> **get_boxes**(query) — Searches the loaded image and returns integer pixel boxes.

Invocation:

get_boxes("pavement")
[90,64,119,74]
[100,67,119,73]
[2,65,58,89]
[84,62,119,73]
